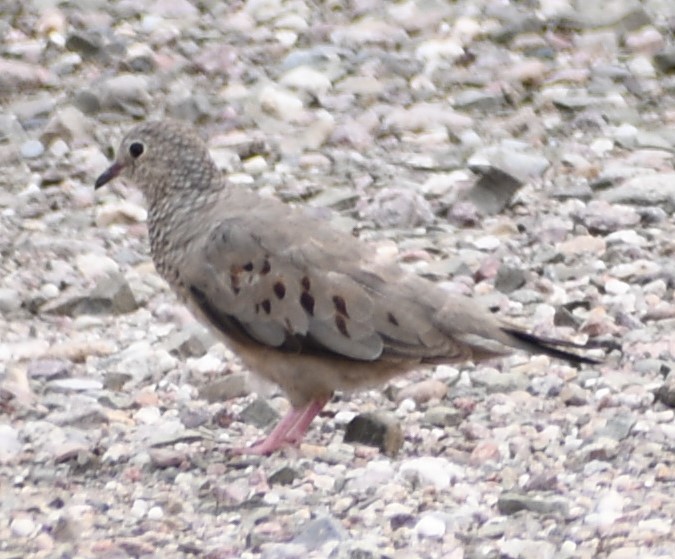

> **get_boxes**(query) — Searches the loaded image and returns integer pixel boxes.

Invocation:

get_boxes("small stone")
[147,506,164,520]
[471,368,528,393]
[467,166,524,215]
[497,492,569,516]
[494,265,527,293]
[130,499,148,518]
[0,288,21,313]
[163,325,214,358]
[20,139,44,159]
[414,514,446,539]
[395,379,448,404]
[47,378,103,393]
[10,516,36,537]
[424,406,463,428]
[149,448,185,469]
[343,411,403,456]
[399,457,462,489]
[96,201,147,226]
[0,424,22,463]
[199,373,251,403]
[268,466,300,485]
[560,383,589,406]
[27,359,71,379]
[292,515,347,551]
[238,398,279,429]
[657,371,675,408]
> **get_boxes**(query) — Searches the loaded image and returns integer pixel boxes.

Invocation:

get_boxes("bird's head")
[95,120,216,200]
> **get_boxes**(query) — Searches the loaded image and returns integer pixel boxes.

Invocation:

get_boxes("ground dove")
[95,120,597,455]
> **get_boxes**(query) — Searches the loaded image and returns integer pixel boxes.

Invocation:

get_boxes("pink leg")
[232,397,330,455]
[284,396,330,445]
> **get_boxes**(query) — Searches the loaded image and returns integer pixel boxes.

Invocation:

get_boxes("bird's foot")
[231,397,330,455]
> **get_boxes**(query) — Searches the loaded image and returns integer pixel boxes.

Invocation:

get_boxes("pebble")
[10,516,36,537]
[20,139,44,159]
[414,514,446,539]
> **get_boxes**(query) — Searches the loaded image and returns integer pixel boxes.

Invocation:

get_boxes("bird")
[95,119,598,455]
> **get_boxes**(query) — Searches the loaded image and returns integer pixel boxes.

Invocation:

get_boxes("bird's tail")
[501,327,602,365]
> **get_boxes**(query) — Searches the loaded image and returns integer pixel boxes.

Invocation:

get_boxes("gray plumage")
[96,120,596,453]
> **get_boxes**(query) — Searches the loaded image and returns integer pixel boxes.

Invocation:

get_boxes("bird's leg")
[284,396,330,445]
[232,396,330,455]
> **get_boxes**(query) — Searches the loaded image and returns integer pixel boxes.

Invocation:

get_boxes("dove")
[95,120,597,454]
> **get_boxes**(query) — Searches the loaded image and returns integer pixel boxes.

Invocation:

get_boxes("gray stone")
[163,325,214,358]
[497,492,569,516]
[597,414,636,441]
[292,515,348,551]
[343,411,403,456]
[238,398,279,429]
[471,369,528,393]
[0,288,22,313]
[467,166,523,215]
[657,371,675,408]
[199,373,251,403]
[424,406,463,428]
[494,265,526,294]
[601,173,675,212]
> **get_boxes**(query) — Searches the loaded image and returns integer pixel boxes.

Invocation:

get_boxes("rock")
[399,457,463,489]
[0,424,22,463]
[358,187,435,228]
[163,325,214,358]
[10,516,36,537]
[268,466,301,486]
[0,288,22,313]
[394,379,448,404]
[494,265,526,294]
[343,411,403,456]
[27,359,71,379]
[424,405,463,427]
[656,371,675,408]
[601,173,675,212]
[46,378,103,393]
[467,166,523,215]
[41,273,138,316]
[471,368,528,393]
[414,514,446,539]
[497,492,569,516]
[597,414,636,441]
[198,373,251,403]
[238,398,279,429]
[560,383,589,406]
[292,515,347,551]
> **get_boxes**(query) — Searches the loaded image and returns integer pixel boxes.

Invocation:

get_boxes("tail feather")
[502,327,601,365]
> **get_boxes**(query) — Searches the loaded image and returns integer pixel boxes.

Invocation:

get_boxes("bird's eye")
[129,142,144,158]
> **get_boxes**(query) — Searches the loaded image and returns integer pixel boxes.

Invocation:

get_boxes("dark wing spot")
[273,281,286,299]
[243,262,254,272]
[300,292,315,315]
[335,315,350,338]
[332,295,349,317]
[261,299,271,314]
[230,273,241,295]
[260,259,271,275]
[387,312,399,326]
[301,276,311,291]
[255,303,260,314]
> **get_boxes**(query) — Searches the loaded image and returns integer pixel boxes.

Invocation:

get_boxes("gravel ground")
[1,1,675,558]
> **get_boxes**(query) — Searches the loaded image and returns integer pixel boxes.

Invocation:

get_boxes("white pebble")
[604,279,630,295]
[134,406,161,425]
[414,514,446,538]
[20,140,44,159]
[147,506,164,520]
[10,516,36,537]
[131,499,149,518]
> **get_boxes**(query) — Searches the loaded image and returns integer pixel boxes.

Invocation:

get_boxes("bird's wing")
[179,204,471,363]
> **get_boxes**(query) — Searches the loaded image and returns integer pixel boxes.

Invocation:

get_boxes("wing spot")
[301,276,311,291]
[255,303,260,314]
[261,299,271,314]
[243,262,254,272]
[332,295,349,317]
[260,259,271,275]
[335,315,350,338]
[300,292,315,315]
[230,273,241,295]
[273,281,286,299]
[387,312,399,326]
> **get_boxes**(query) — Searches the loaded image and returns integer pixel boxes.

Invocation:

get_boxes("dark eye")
[129,142,144,158]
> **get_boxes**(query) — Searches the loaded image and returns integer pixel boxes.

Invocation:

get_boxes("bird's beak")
[95,161,124,189]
